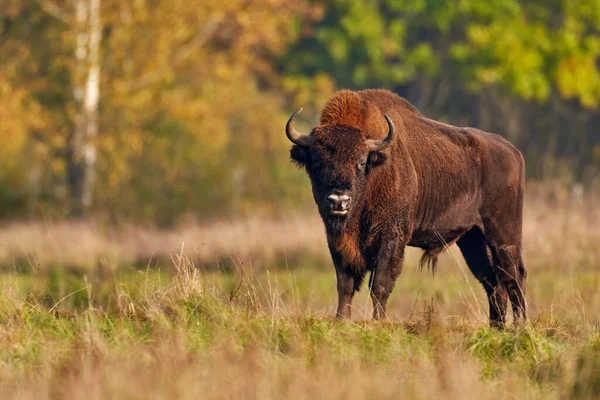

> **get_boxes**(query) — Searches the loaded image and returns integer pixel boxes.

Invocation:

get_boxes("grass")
[1,252,600,399]
[0,183,599,399]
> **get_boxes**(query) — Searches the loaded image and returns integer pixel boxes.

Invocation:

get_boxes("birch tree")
[68,0,101,217]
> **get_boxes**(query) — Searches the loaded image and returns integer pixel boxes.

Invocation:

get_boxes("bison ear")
[368,151,387,168]
[290,145,310,168]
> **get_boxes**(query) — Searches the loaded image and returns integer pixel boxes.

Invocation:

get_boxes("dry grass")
[0,214,328,271]
[0,183,598,275]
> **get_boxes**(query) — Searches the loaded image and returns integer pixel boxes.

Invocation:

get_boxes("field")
[1,184,600,399]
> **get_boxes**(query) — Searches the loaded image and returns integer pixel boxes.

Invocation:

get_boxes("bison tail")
[419,247,444,275]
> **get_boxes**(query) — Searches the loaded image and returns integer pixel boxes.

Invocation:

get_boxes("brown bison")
[286,89,527,327]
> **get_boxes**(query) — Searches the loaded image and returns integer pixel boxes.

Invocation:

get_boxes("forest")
[1,0,599,224]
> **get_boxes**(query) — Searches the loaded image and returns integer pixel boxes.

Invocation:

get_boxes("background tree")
[69,0,101,217]
[281,0,600,180]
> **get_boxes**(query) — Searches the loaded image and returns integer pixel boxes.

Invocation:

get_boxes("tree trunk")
[68,0,100,218]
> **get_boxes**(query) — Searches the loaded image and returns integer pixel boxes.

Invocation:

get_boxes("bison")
[286,89,527,327]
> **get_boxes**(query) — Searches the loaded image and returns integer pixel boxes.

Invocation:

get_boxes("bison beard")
[286,89,527,328]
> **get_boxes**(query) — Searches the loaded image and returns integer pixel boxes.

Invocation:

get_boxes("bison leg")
[491,244,527,325]
[457,227,509,328]
[335,266,356,319]
[512,258,527,321]
[370,241,404,320]
[507,258,527,323]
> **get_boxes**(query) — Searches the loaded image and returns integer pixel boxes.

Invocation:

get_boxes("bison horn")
[286,108,315,147]
[366,115,395,151]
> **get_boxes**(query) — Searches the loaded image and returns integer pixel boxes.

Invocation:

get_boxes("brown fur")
[419,248,443,274]
[335,232,364,273]
[289,89,527,327]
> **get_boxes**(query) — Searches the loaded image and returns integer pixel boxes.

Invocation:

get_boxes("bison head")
[286,109,394,233]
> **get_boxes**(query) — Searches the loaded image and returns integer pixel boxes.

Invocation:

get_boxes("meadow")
[1,183,600,399]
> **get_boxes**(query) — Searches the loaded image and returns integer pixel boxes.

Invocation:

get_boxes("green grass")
[2,251,600,400]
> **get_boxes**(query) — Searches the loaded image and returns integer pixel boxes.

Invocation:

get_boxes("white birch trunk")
[70,0,100,217]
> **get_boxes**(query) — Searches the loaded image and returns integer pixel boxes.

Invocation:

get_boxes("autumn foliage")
[1,1,599,223]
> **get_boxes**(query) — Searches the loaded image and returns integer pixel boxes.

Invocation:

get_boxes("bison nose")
[327,193,351,213]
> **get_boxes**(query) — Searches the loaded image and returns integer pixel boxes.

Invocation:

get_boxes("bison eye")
[358,160,367,170]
